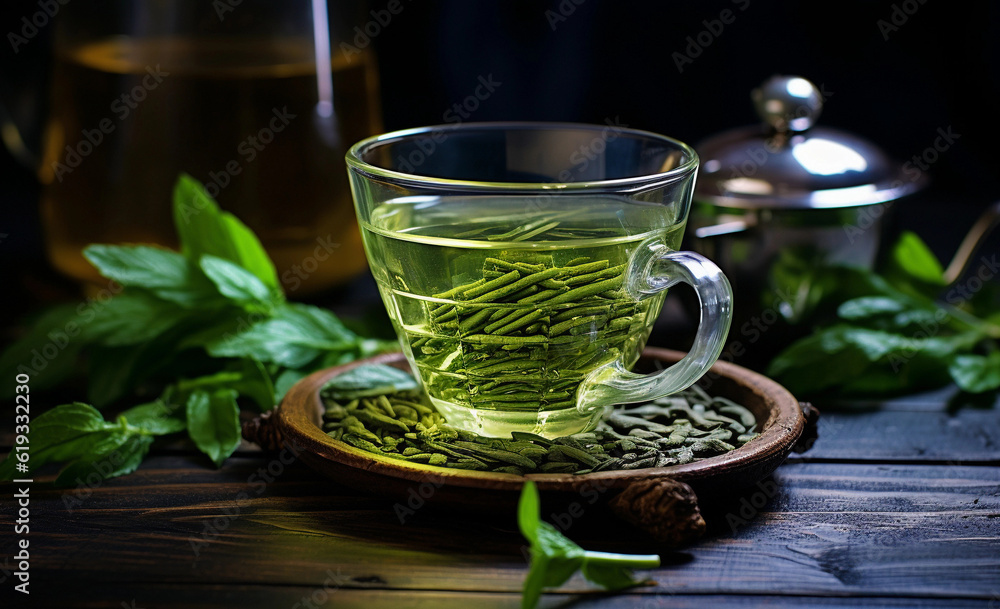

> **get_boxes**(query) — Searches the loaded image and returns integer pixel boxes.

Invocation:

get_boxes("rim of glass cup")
[345,121,699,192]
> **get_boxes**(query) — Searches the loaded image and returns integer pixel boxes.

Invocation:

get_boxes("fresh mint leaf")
[173,361,275,411]
[0,304,87,396]
[173,174,280,290]
[0,402,111,479]
[767,326,875,394]
[890,231,946,286]
[185,389,242,467]
[768,251,886,323]
[84,289,192,346]
[83,244,218,308]
[120,400,187,435]
[321,364,418,401]
[770,325,982,395]
[517,481,658,609]
[274,368,310,402]
[949,352,1000,393]
[837,296,907,321]
[87,345,144,407]
[199,254,280,310]
[0,402,168,485]
[54,433,154,487]
[226,359,277,410]
[581,558,647,591]
[204,302,359,368]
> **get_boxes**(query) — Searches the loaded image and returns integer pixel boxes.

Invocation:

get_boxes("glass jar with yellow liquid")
[32,0,381,294]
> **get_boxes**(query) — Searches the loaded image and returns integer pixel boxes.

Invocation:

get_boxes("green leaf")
[84,289,192,346]
[86,345,144,407]
[173,174,280,290]
[120,400,187,435]
[185,389,242,467]
[768,250,887,324]
[891,231,946,286]
[321,364,418,401]
[516,481,657,609]
[949,351,1000,393]
[770,325,982,396]
[199,254,279,309]
[0,403,109,479]
[0,403,168,484]
[518,480,541,541]
[204,302,359,368]
[0,304,87,397]
[534,522,586,585]
[581,557,646,591]
[274,368,310,402]
[231,359,278,410]
[837,296,907,321]
[54,433,154,487]
[174,362,276,411]
[83,244,218,307]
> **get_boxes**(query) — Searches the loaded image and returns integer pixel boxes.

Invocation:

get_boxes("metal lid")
[695,75,924,209]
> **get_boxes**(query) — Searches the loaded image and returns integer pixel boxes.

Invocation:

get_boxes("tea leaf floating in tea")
[321,365,759,475]
[413,252,648,416]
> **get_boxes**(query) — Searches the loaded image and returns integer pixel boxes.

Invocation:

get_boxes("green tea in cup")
[348,124,732,437]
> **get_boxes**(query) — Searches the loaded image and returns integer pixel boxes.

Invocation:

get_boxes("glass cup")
[346,123,733,437]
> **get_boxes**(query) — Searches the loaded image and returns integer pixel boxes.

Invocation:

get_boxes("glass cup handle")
[577,243,733,413]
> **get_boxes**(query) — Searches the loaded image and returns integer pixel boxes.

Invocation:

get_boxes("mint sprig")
[0,174,392,482]
[517,481,659,609]
[767,231,1000,396]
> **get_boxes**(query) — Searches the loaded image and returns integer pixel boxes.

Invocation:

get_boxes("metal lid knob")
[752,75,823,133]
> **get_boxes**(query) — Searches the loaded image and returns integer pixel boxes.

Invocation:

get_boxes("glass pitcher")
[7,0,381,294]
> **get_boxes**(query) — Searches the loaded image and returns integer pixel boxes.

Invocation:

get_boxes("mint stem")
[583,551,661,569]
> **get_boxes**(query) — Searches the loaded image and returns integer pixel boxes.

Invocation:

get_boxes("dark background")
[2,0,998,324]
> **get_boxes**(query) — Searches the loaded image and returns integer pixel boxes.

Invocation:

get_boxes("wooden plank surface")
[32,586,1000,609]
[2,392,998,607]
[2,455,998,604]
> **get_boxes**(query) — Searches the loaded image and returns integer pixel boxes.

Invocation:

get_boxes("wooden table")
[2,387,999,608]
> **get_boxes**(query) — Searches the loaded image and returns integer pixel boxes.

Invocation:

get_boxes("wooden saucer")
[276,348,812,512]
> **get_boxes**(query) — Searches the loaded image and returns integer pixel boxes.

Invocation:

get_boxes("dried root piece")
[241,409,284,452]
[608,478,706,547]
